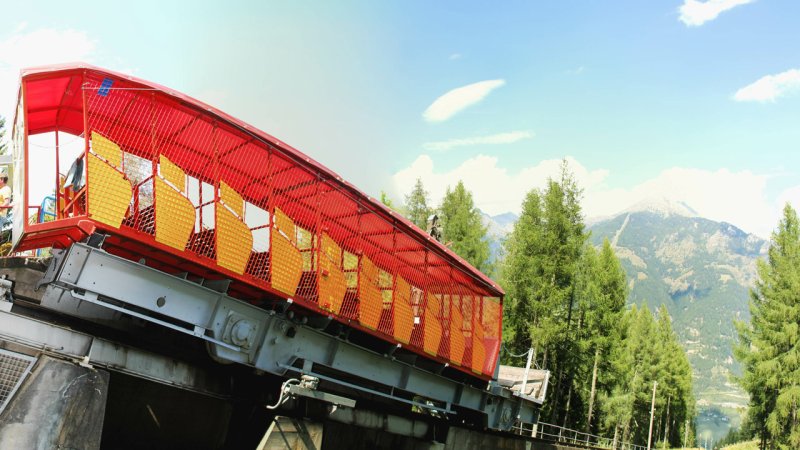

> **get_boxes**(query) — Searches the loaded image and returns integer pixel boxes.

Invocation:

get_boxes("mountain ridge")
[483,202,765,404]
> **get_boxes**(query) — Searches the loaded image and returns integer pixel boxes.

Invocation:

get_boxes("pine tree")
[735,204,800,449]
[582,239,627,433]
[501,161,587,424]
[438,180,490,272]
[404,178,433,230]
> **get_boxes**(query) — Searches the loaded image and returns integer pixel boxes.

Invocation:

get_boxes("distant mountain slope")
[588,199,767,409]
[482,211,518,263]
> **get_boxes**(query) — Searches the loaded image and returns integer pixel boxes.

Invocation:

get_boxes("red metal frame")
[11,63,503,380]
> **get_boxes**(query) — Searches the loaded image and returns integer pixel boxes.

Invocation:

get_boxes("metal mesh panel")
[22,72,503,379]
[0,349,36,414]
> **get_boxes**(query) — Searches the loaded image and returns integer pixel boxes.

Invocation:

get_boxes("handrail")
[513,421,649,450]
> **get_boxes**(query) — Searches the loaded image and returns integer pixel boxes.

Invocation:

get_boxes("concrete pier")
[0,356,109,450]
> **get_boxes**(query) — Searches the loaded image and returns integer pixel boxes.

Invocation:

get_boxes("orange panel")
[219,181,244,217]
[274,207,296,244]
[471,316,486,374]
[271,211,304,296]
[358,256,382,330]
[423,293,443,356]
[87,154,132,229]
[154,177,195,251]
[90,131,123,168]
[449,300,466,366]
[319,233,347,314]
[159,154,186,192]
[393,276,414,344]
[216,206,253,274]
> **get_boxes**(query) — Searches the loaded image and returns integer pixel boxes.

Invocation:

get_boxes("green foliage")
[600,306,695,447]
[404,178,433,230]
[735,204,800,449]
[379,190,395,209]
[438,180,490,272]
[502,162,586,364]
[718,425,755,447]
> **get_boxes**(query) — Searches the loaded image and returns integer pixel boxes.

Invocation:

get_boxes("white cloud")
[449,53,462,61]
[423,79,505,123]
[392,154,608,216]
[422,130,533,152]
[0,28,97,127]
[392,154,781,238]
[733,69,800,103]
[678,0,753,27]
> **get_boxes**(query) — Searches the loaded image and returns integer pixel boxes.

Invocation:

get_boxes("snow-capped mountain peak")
[622,197,699,218]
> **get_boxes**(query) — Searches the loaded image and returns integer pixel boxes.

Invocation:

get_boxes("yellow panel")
[216,205,253,274]
[220,181,244,217]
[159,155,186,192]
[271,232,304,296]
[274,207,296,244]
[154,177,195,250]
[393,276,414,344]
[449,305,466,366]
[423,293,443,356]
[471,320,486,374]
[358,256,383,330]
[87,154,131,229]
[318,234,347,314]
[91,131,122,168]
[482,297,501,338]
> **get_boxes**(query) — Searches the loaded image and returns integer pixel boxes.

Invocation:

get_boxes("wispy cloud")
[678,0,753,27]
[422,130,533,151]
[449,53,462,61]
[566,66,585,75]
[423,79,505,123]
[733,69,800,102]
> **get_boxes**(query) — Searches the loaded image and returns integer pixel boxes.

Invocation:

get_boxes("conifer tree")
[581,239,627,433]
[501,161,587,423]
[600,305,694,447]
[438,180,490,272]
[404,178,433,230]
[735,204,800,449]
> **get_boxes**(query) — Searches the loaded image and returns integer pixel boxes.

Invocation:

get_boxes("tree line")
[386,162,695,447]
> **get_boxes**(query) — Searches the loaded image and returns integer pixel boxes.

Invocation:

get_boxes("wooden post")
[586,348,600,433]
[647,380,657,450]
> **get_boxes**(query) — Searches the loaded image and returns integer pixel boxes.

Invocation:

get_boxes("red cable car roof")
[19,62,503,297]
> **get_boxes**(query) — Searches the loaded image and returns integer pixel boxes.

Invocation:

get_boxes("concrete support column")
[0,355,109,450]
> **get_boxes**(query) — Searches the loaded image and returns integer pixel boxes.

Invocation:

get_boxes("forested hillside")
[588,202,766,413]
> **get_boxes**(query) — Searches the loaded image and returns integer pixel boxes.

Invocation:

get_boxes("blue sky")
[1,1,799,236]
